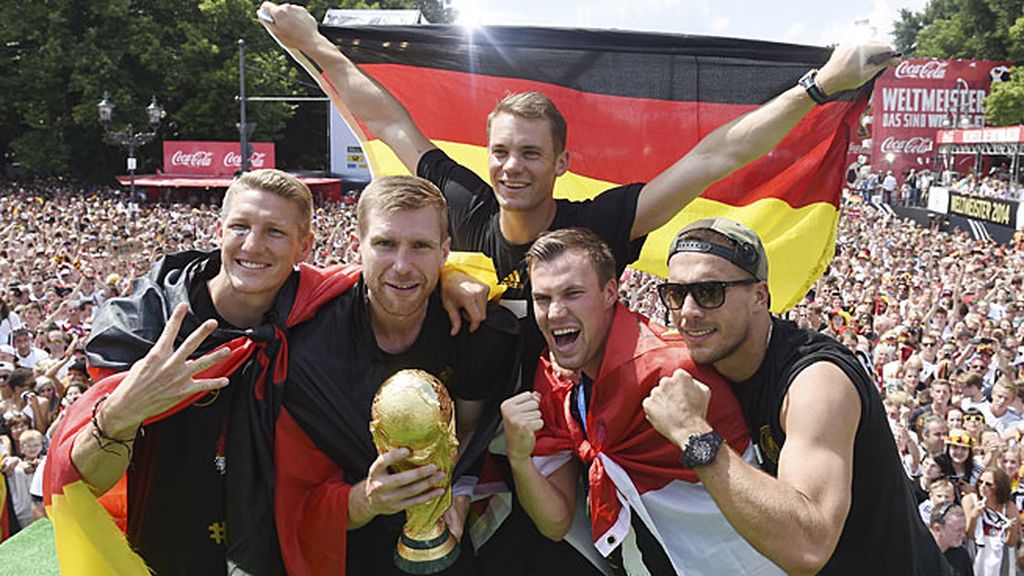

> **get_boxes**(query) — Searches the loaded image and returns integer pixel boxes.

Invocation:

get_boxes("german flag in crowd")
[314,25,867,311]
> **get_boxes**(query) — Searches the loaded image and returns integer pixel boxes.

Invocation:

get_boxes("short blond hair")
[223,169,313,235]
[487,92,567,154]
[356,176,448,241]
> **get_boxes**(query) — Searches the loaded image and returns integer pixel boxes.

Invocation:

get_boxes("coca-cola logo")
[894,60,948,80]
[223,151,267,168]
[880,136,934,155]
[170,150,214,167]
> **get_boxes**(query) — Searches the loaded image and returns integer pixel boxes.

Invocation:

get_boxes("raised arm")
[631,42,897,240]
[644,363,859,575]
[260,2,435,174]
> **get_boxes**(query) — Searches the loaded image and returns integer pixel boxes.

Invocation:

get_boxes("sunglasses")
[932,501,956,525]
[657,278,760,310]
[964,414,986,423]
[921,341,937,347]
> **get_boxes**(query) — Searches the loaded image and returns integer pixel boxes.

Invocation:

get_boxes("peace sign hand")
[97,302,232,439]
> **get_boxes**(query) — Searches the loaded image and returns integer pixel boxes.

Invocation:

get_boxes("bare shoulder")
[780,361,861,452]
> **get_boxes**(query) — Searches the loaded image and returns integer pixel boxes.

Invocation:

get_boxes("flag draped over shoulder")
[314,25,868,311]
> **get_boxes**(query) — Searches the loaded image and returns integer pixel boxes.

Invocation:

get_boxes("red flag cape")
[532,304,749,545]
[43,262,360,575]
[313,24,868,311]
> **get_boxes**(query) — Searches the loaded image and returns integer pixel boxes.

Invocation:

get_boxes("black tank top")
[730,318,948,576]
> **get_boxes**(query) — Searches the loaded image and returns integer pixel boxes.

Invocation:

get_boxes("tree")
[0,0,453,181]
[986,68,1024,126]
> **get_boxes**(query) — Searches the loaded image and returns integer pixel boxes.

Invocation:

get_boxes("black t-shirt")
[731,318,948,576]
[284,278,519,574]
[944,546,974,576]
[418,148,645,382]
[417,148,645,300]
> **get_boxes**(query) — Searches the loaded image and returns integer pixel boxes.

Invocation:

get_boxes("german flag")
[302,25,866,311]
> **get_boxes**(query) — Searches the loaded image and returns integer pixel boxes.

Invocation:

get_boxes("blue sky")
[449,0,930,47]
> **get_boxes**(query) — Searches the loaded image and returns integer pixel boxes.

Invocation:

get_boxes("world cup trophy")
[370,369,460,574]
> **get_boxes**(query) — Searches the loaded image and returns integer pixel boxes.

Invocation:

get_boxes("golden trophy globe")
[370,369,460,574]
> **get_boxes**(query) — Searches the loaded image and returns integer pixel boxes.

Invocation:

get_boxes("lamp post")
[97,93,163,200]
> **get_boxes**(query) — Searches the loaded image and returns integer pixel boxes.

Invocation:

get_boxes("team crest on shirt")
[758,424,781,465]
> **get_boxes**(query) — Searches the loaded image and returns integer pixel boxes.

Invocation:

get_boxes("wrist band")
[90,394,140,457]
[799,69,830,105]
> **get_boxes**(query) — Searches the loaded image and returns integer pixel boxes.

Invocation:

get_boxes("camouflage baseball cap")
[667,217,768,281]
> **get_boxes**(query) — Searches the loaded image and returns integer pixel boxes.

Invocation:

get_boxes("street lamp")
[97,92,163,200]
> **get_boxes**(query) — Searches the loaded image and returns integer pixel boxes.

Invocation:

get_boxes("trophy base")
[394,526,461,575]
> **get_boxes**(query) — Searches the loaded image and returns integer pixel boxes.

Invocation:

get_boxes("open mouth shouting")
[551,327,581,351]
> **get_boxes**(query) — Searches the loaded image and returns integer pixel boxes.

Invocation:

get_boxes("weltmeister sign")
[947,190,1017,228]
[871,59,1011,177]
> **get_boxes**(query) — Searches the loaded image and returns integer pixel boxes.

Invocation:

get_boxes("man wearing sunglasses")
[643,217,947,575]
[928,503,972,576]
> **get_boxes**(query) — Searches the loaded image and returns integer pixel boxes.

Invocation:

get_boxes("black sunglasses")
[657,278,760,310]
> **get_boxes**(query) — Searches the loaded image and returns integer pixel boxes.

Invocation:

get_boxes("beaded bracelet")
[90,394,140,457]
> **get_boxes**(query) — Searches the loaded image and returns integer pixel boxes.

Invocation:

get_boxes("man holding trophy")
[280,175,520,574]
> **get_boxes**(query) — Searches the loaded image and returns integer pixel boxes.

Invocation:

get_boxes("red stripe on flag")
[359,64,860,209]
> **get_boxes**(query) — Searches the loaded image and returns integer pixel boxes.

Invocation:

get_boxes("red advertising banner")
[871,59,1011,177]
[162,141,275,176]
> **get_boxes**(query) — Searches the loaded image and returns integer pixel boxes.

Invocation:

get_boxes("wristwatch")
[681,429,724,468]
[799,69,830,105]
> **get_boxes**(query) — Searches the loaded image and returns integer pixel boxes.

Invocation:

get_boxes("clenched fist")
[501,391,544,462]
[643,368,712,448]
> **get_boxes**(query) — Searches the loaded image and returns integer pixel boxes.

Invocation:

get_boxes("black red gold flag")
[315,24,867,310]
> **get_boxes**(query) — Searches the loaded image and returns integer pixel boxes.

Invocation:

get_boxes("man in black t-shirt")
[642,218,948,575]
[280,175,519,574]
[262,2,896,318]
[929,503,973,576]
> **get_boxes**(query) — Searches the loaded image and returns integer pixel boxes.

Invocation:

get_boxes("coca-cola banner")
[871,58,1011,178]
[163,141,275,176]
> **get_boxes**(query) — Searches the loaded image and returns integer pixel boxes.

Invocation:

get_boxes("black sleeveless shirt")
[730,318,948,576]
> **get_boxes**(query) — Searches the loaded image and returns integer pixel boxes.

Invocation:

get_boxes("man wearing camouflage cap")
[642,217,949,575]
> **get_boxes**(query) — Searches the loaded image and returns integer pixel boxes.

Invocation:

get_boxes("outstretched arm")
[631,42,898,240]
[260,2,435,174]
[644,363,859,575]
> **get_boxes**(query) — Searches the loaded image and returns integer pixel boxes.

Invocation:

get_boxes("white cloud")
[710,16,731,34]
[782,20,808,43]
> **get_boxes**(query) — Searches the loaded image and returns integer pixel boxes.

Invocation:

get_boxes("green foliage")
[895,0,1024,61]
[0,0,453,181]
[985,68,1024,125]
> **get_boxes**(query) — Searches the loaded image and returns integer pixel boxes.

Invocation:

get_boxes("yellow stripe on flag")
[363,139,837,312]
[47,481,149,575]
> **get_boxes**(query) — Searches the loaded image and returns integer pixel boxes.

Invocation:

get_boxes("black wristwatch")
[681,430,724,468]
[799,69,830,105]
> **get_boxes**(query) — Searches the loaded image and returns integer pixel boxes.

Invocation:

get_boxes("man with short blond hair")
[50,169,356,574]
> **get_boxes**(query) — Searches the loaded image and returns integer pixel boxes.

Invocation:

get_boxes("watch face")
[692,440,715,462]
[684,431,723,468]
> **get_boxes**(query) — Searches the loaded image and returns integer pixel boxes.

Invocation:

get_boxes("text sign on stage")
[947,190,1018,229]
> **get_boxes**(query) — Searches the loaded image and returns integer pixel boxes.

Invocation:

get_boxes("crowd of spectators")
[4,175,1024,571]
[854,162,1023,209]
